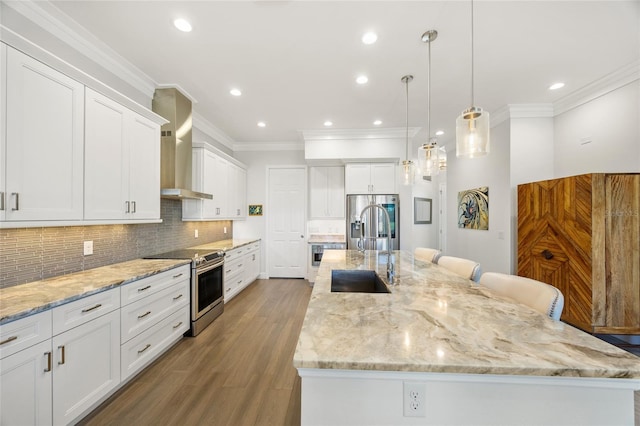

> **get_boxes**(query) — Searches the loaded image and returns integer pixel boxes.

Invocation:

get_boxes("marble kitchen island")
[293,250,640,425]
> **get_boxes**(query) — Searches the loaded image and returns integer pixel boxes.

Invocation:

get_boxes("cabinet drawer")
[224,274,245,302]
[121,280,189,344]
[0,311,52,360]
[224,247,245,262]
[121,306,189,382]
[121,265,190,306]
[52,288,119,335]
[224,257,246,278]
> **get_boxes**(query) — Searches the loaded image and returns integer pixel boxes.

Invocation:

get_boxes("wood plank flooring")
[79,279,312,426]
[79,278,640,426]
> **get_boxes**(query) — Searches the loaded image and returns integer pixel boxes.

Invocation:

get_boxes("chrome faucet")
[359,203,395,284]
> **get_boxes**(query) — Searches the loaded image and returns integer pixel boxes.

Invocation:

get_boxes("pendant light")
[456,0,490,158]
[400,75,415,186]
[417,30,439,178]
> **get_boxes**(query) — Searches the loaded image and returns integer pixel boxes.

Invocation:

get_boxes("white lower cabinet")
[0,264,190,425]
[0,321,53,425]
[52,309,120,425]
[120,266,190,382]
[224,241,261,302]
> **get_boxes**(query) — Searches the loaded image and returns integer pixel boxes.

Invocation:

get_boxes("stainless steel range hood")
[152,88,212,200]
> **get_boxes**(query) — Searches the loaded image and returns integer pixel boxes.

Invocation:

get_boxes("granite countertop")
[293,250,640,379]
[189,238,260,252]
[308,234,346,244]
[0,259,190,325]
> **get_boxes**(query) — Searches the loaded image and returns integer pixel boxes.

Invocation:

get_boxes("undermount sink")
[330,270,391,293]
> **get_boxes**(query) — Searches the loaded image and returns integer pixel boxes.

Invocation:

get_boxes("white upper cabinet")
[183,143,246,221]
[84,88,160,221]
[309,166,345,218]
[2,46,84,221]
[345,163,396,194]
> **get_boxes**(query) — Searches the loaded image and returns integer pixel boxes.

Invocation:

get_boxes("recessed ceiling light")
[549,82,565,90]
[324,121,333,127]
[174,18,192,32]
[356,75,369,85]
[230,88,242,96]
[435,130,444,136]
[362,32,378,45]
[257,121,266,128]
[373,120,382,126]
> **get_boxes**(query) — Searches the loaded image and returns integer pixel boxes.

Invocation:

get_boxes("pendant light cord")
[405,78,409,160]
[427,37,431,141]
[471,0,475,107]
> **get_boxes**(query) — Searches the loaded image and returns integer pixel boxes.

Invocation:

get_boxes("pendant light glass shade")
[456,106,490,158]
[418,140,439,177]
[456,0,490,158]
[400,75,415,186]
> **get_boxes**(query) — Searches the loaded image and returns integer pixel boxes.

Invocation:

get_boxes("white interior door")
[268,167,306,278]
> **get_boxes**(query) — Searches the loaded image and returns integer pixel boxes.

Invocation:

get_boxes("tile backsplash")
[0,199,232,288]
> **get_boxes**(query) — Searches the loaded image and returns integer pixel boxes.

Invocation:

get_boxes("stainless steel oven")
[145,249,224,336]
[311,243,346,267]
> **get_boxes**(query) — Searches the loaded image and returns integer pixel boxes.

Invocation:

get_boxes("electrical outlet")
[224,227,227,234]
[403,382,426,417]
[195,229,199,238]
[83,241,93,256]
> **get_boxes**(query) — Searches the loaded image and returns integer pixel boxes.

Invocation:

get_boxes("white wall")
[446,120,512,275]
[554,81,640,177]
[233,149,307,275]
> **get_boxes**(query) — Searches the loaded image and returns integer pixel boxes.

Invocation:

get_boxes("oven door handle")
[196,259,224,274]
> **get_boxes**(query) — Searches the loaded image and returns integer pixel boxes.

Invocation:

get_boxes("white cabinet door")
[229,165,247,219]
[1,43,6,221]
[370,163,396,194]
[4,47,84,221]
[345,163,395,194]
[84,88,128,220]
[0,339,53,426]
[344,164,371,194]
[128,114,160,219]
[52,309,120,425]
[212,154,229,218]
[310,166,344,218]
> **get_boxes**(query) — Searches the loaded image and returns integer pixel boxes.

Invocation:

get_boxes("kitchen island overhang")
[294,250,640,425]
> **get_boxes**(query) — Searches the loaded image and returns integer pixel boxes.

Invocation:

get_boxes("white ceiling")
[48,1,640,149]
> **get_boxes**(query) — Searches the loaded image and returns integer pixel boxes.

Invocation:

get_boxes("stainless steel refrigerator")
[346,194,399,250]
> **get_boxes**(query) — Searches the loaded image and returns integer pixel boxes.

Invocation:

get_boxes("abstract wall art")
[458,187,489,230]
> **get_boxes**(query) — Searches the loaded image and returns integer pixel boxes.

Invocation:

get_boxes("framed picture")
[248,204,263,216]
[414,197,432,224]
[458,187,489,230]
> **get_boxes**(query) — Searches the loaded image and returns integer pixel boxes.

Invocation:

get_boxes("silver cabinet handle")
[131,201,136,213]
[137,311,152,319]
[137,344,151,354]
[172,273,183,279]
[125,201,130,213]
[44,352,52,372]
[238,264,243,268]
[237,280,242,284]
[58,345,65,365]
[11,193,19,211]
[0,335,17,346]
[138,285,151,292]
[172,321,183,330]
[0,191,4,211]
[216,207,220,215]
[173,294,183,301]
[81,303,102,313]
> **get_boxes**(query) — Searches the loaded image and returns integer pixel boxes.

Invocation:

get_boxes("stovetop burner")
[145,249,224,267]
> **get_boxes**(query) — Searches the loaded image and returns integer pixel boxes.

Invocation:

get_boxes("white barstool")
[479,272,565,320]
[414,247,441,264]
[436,255,482,282]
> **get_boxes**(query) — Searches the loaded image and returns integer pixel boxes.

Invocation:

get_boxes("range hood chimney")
[152,88,212,200]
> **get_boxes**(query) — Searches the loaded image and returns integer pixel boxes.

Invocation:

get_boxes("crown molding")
[553,59,640,115]
[301,127,420,142]
[192,111,236,150]
[3,0,157,98]
[233,142,304,152]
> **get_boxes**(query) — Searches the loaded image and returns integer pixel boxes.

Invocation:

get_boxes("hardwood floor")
[79,277,640,425]
[79,278,312,426]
